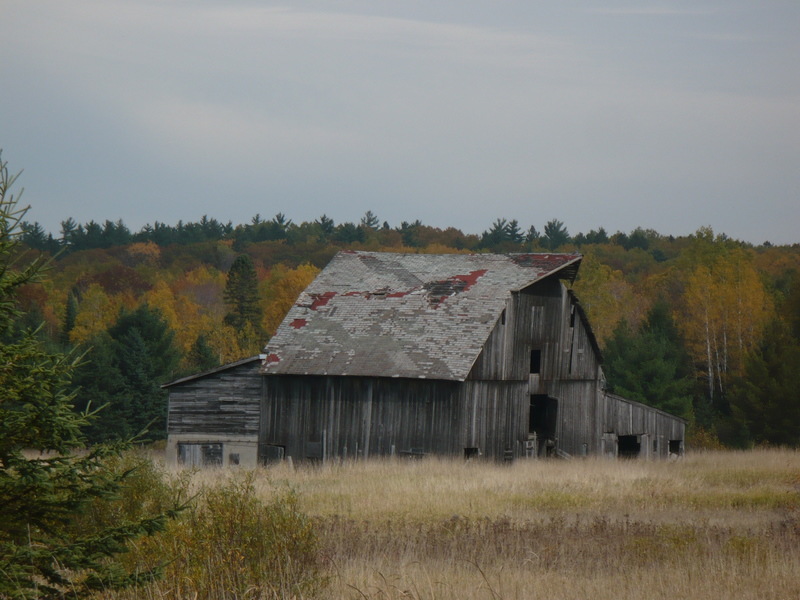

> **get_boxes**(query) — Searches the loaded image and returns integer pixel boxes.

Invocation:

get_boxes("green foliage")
[542,218,570,250]
[187,332,220,372]
[223,254,261,332]
[0,152,177,599]
[60,292,78,346]
[74,304,180,442]
[726,318,800,447]
[603,300,695,421]
[360,210,380,230]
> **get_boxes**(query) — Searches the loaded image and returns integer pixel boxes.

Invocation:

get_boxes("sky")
[2,1,799,245]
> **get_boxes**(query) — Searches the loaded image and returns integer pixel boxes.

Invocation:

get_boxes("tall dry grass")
[115,449,800,599]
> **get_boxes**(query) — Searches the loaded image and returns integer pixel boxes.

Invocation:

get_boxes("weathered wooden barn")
[166,251,685,467]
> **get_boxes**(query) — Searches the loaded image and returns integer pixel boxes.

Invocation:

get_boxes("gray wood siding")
[167,360,262,436]
[601,393,686,441]
[262,376,464,460]
[261,376,532,461]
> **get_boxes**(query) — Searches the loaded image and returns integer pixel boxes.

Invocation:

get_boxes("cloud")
[2,1,798,244]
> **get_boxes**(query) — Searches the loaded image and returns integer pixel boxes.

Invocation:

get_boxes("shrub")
[125,472,325,600]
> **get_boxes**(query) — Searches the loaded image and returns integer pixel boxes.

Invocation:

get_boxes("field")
[122,449,800,600]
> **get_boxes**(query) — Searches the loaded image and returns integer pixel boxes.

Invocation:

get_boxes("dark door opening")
[529,395,558,456]
[668,440,683,457]
[618,435,641,458]
[259,444,285,465]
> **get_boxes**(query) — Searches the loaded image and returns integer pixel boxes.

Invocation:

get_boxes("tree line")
[22,209,716,257]
[8,170,800,449]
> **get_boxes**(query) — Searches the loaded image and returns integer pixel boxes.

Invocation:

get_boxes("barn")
[165,251,685,467]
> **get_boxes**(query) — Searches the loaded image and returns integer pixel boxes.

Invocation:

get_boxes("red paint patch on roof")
[290,318,308,329]
[264,353,280,365]
[309,291,337,310]
[451,269,488,289]
[387,291,410,298]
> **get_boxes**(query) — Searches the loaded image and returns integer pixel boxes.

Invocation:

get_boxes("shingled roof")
[262,251,582,381]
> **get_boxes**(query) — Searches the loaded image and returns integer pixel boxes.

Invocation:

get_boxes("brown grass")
[141,449,799,599]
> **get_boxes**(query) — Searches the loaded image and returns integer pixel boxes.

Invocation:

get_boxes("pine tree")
[542,218,570,250]
[223,254,261,333]
[74,305,180,442]
[727,318,800,447]
[603,300,695,421]
[0,152,175,598]
[188,332,220,372]
[60,291,78,346]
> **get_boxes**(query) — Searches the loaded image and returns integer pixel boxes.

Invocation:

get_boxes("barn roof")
[262,251,582,381]
[162,355,261,388]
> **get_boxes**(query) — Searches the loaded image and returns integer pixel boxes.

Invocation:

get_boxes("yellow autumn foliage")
[261,263,321,336]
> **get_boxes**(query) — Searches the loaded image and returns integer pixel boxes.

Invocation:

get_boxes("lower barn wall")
[261,375,530,462]
[166,433,259,468]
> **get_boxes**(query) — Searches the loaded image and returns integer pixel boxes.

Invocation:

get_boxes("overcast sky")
[2,1,798,245]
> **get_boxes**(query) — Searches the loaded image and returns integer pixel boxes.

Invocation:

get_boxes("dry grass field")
[144,449,800,600]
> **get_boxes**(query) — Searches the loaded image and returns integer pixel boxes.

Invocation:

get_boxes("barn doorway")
[618,435,641,458]
[668,440,684,457]
[529,395,558,456]
[258,444,285,465]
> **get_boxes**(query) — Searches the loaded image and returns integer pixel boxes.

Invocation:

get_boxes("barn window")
[229,453,240,466]
[464,447,481,459]
[177,442,223,467]
[201,444,223,466]
[530,349,541,374]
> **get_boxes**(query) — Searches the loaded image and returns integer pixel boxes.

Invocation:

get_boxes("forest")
[11,193,800,449]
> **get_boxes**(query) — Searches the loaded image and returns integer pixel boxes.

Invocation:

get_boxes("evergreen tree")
[360,210,380,230]
[603,301,695,421]
[223,254,262,334]
[480,218,511,250]
[542,219,570,250]
[0,152,174,598]
[188,332,220,372]
[60,292,78,346]
[727,318,800,447]
[75,305,180,442]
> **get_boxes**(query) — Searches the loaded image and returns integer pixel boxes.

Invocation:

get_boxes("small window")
[501,309,506,325]
[464,447,481,459]
[201,444,223,466]
[229,453,240,466]
[530,349,541,374]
